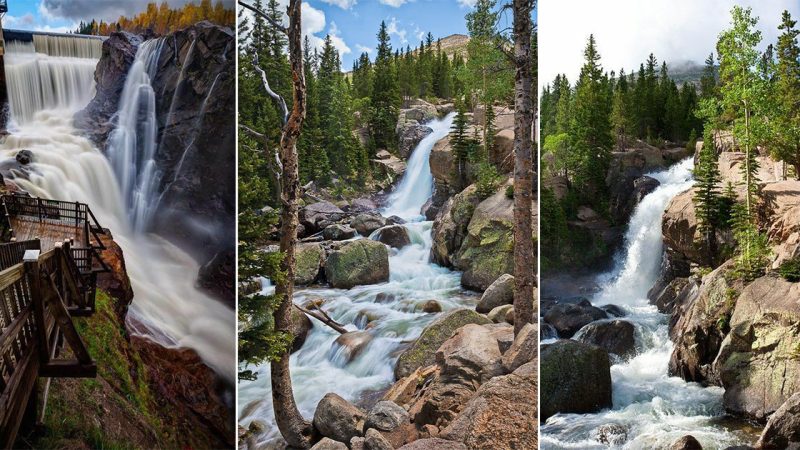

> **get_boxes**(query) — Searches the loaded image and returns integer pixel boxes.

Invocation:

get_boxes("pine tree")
[370,21,400,154]
[693,129,722,266]
[700,53,718,99]
[451,100,471,188]
[771,10,800,177]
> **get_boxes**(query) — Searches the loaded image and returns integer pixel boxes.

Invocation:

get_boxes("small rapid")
[541,158,752,449]
[239,113,471,446]
[0,36,234,381]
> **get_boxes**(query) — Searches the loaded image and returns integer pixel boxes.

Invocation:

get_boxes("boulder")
[761,181,800,269]
[295,243,325,285]
[349,197,378,213]
[364,428,393,450]
[475,274,514,313]
[325,240,390,289]
[543,299,608,338]
[575,320,637,359]
[435,324,504,385]
[541,340,612,420]
[397,438,467,450]
[431,185,480,267]
[669,435,703,450]
[366,400,409,432]
[669,261,741,385]
[301,201,346,230]
[595,423,629,446]
[609,175,660,224]
[398,124,433,159]
[490,129,515,173]
[501,323,538,373]
[663,187,734,267]
[716,275,800,420]
[756,393,800,449]
[430,135,457,188]
[371,154,407,181]
[487,304,514,324]
[351,214,388,236]
[649,277,696,315]
[439,361,537,449]
[453,185,515,291]
[600,304,627,318]
[374,225,412,249]
[313,393,366,444]
[484,322,515,353]
[394,309,491,379]
[15,149,33,165]
[332,331,374,363]
[323,224,357,241]
[311,438,348,450]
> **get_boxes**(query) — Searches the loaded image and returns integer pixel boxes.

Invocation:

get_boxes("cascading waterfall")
[32,34,103,59]
[239,113,470,447]
[106,38,166,231]
[0,36,234,381]
[383,112,456,219]
[541,158,752,449]
[4,39,100,125]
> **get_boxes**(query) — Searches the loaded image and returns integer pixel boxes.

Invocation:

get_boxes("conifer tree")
[771,10,800,177]
[693,129,722,265]
[370,21,401,154]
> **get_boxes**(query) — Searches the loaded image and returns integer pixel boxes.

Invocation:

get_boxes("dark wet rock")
[197,248,235,305]
[15,149,33,165]
[333,331,374,363]
[386,215,406,225]
[374,225,411,249]
[76,31,142,147]
[669,435,703,450]
[291,307,313,353]
[650,276,696,315]
[600,304,627,317]
[540,322,558,340]
[313,393,367,444]
[398,124,433,159]
[351,213,388,236]
[541,340,612,420]
[576,320,636,359]
[609,175,660,224]
[375,293,397,304]
[323,224,357,241]
[419,300,442,313]
[595,423,628,446]
[543,299,609,338]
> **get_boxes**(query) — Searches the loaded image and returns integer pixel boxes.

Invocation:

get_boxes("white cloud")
[321,0,358,9]
[356,44,373,54]
[4,13,37,28]
[387,17,408,45]
[414,26,425,42]
[328,21,351,56]
[457,0,477,7]
[380,0,408,6]
[539,0,800,84]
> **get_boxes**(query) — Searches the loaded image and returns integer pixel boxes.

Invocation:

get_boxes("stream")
[237,113,478,447]
[540,158,757,449]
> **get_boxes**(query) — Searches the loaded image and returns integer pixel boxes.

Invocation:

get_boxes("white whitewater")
[541,158,751,449]
[0,37,234,382]
[239,113,470,446]
[383,112,455,219]
[106,38,165,231]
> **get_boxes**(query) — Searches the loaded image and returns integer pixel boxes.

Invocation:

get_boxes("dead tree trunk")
[512,0,535,336]
[239,0,312,447]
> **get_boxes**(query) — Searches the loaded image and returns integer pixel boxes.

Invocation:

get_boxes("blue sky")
[263,0,485,69]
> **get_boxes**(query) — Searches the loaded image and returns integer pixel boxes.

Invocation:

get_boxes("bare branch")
[238,0,288,34]
[239,124,265,141]
[253,55,290,125]
[294,304,347,334]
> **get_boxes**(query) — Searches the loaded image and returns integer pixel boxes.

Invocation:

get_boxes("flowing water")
[0,35,234,381]
[238,113,472,447]
[541,158,754,449]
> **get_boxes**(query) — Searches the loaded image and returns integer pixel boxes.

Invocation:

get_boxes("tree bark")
[268,0,313,447]
[512,0,535,336]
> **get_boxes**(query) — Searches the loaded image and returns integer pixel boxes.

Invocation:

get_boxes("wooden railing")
[0,240,98,448]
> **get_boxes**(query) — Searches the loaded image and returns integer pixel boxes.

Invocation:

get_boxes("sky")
[539,0,800,85]
[245,0,480,70]
[3,0,234,33]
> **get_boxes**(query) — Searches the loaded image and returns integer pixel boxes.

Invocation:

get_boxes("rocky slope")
[77,22,236,303]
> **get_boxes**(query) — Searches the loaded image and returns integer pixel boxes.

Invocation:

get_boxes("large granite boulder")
[398,123,433,159]
[541,340,612,420]
[756,393,800,449]
[374,225,411,249]
[394,309,490,379]
[575,320,637,359]
[325,240,389,289]
[716,275,800,420]
[453,185,515,291]
[431,185,480,267]
[351,213,389,236]
[313,393,366,444]
[439,361,537,449]
[435,324,504,385]
[543,299,608,338]
[476,274,514,313]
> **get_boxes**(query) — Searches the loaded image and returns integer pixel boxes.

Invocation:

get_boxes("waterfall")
[382,112,456,219]
[106,38,166,231]
[239,114,470,447]
[0,36,234,382]
[4,39,99,125]
[541,158,752,449]
[32,34,103,59]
